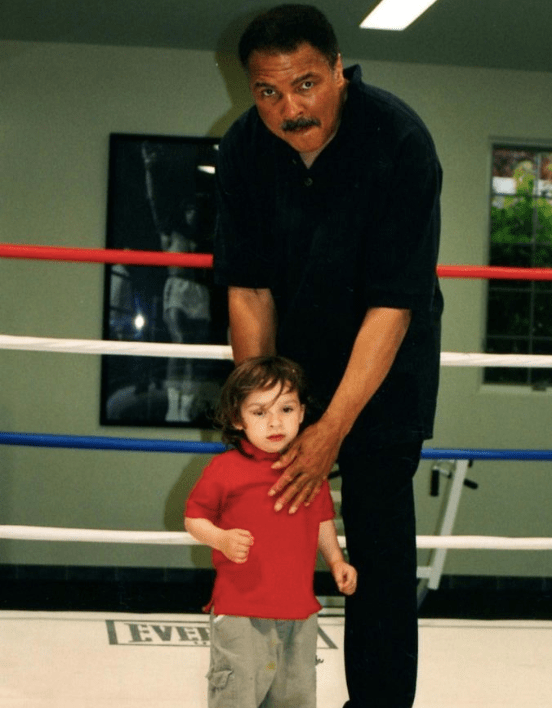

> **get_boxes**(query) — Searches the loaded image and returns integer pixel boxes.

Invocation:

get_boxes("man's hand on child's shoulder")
[219,528,254,564]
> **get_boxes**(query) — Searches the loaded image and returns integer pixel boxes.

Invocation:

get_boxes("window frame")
[483,141,552,389]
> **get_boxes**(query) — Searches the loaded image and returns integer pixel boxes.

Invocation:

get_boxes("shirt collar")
[240,439,282,462]
[344,64,363,85]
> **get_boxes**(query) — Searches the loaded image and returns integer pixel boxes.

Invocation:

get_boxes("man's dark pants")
[339,437,422,708]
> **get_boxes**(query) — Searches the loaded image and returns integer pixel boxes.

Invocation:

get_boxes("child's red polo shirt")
[185,440,335,620]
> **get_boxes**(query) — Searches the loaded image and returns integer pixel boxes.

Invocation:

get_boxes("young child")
[185,355,357,708]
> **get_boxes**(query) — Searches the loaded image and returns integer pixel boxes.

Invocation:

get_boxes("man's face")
[247,43,346,154]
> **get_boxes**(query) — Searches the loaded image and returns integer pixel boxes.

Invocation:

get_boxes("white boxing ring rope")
[3,334,552,369]
[0,335,234,361]
[2,247,552,563]
[1,525,552,551]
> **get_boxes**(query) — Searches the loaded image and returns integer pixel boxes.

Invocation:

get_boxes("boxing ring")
[2,242,552,591]
[2,243,552,708]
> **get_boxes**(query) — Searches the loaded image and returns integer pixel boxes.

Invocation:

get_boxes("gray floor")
[2,610,552,707]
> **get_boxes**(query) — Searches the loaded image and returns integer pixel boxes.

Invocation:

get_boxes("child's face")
[235,382,305,454]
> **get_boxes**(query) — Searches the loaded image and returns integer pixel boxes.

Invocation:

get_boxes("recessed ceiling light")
[360,0,440,31]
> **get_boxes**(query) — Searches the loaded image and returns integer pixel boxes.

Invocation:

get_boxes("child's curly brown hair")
[215,355,308,454]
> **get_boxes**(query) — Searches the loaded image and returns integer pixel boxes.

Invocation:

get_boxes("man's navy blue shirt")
[215,65,443,445]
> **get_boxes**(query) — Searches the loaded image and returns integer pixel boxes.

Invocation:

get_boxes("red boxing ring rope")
[437,264,552,280]
[0,244,213,269]
[2,243,552,280]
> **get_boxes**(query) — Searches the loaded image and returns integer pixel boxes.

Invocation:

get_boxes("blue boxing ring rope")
[3,430,552,461]
[0,431,226,454]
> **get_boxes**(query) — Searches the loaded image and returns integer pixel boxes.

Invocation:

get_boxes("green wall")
[1,39,552,577]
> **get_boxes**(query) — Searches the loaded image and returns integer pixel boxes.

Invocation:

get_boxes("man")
[214,5,443,707]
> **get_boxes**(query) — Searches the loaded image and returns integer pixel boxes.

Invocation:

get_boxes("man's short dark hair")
[238,4,340,70]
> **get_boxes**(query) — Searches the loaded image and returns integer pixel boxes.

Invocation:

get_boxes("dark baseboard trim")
[0,564,215,614]
[1,565,551,619]
[419,574,552,620]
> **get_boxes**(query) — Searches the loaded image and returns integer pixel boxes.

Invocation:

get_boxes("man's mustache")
[281,117,321,132]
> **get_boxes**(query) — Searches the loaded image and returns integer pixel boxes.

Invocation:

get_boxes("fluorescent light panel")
[360,0,439,31]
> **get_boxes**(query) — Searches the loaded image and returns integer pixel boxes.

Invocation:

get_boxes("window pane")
[485,368,529,384]
[532,337,552,354]
[534,280,552,294]
[485,336,529,355]
[487,290,530,336]
[535,202,552,251]
[490,198,536,246]
[489,242,532,268]
[537,153,552,196]
[493,148,537,180]
[533,295,552,337]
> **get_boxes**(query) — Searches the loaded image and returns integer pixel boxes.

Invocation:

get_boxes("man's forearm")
[268,306,412,511]
[228,286,277,364]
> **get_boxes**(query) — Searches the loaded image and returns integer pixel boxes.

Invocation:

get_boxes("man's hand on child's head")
[331,561,358,595]
[219,528,254,564]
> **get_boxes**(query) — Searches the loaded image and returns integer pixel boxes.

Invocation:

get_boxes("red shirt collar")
[240,439,282,463]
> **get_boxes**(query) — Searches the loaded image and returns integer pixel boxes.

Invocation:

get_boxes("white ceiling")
[0,0,551,73]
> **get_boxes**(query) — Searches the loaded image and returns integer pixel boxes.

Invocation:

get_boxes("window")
[484,146,552,387]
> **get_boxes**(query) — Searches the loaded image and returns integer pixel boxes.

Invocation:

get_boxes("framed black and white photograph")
[101,133,231,428]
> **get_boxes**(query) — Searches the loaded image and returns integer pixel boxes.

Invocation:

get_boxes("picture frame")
[100,133,232,428]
